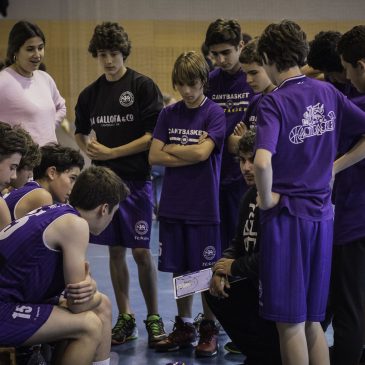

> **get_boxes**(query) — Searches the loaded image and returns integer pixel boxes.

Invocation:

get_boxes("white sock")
[92,359,110,365]
[180,316,193,324]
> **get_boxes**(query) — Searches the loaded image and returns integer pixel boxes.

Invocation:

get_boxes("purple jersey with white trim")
[3,181,42,220]
[333,93,365,244]
[153,98,225,223]
[256,75,365,220]
[0,204,78,303]
[206,68,253,185]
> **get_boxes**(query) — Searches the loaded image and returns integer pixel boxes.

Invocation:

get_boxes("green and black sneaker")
[111,313,138,345]
[144,314,167,348]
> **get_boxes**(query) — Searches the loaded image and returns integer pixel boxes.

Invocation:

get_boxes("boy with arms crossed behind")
[75,22,166,347]
[254,20,365,365]
[149,51,225,357]
[205,18,253,251]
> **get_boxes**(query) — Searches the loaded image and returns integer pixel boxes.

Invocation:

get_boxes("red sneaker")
[195,319,219,357]
[155,316,197,352]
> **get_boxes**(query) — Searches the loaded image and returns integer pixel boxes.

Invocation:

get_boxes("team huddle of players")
[1,17,365,365]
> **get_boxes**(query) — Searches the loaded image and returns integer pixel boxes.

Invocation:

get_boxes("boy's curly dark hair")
[17,129,41,171]
[338,25,365,67]
[307,31,343,73]
[0,121,28,162]
[33,143,85,180]
[257,20,309,72]
[238,129,256,156]
[88,22,131,60]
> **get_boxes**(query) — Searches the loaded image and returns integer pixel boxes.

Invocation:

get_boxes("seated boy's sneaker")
[111,313,138,345]
[224,341,241,354]
[144,314,167,348]
[195,319,219,357]
[155,316,197,352]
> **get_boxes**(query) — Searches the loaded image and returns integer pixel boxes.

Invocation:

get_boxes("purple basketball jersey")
[0,204,78,345]
[256,75,365,221]
[3,181,42,220]
[153,98,225,223]
[206,67,253,185]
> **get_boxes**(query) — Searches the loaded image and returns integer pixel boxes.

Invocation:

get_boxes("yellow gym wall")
[1,0,364,122]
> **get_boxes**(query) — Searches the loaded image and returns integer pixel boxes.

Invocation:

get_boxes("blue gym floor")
[87,220,334,365]
[87,220,246,365]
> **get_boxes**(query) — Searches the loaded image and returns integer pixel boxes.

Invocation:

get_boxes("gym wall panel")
[1,0,364,120]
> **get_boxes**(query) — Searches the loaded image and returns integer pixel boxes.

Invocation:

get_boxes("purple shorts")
[90,181,152,249]
[0,301,53,346]
[158,217,221,274]
[259,208,333,323]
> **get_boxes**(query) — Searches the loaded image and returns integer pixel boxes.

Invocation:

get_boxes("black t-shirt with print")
[75,68,163,180]
[223,187,260,281]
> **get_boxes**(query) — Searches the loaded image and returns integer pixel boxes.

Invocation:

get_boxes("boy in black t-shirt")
[75,22,166,348]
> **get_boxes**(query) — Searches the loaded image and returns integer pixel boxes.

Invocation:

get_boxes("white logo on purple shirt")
[180,135,189,145]
[289,103,335,144]
[119,91,134,107]
[135,220,149,235]
[203,245,216,261]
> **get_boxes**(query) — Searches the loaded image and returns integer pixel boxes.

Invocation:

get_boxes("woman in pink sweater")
[0,21,66,146]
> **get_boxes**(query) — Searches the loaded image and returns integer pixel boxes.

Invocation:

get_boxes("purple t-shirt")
[256,75,365,221]
[333,93,365,244]
[153,98,225,223]
[243,93,265,130]
[3,181,42,220]
[0,204,78,303]
[206,68,253,185]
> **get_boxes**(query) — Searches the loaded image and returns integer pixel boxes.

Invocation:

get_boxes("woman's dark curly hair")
[88,22,131,60]
[257,20,309,72]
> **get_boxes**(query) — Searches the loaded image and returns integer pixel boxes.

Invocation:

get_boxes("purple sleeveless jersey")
[0,204,79,345]
[3,181,42,220]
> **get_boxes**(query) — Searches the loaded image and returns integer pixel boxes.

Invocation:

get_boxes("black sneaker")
[111,313,138,345]
[144,314,167,348]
